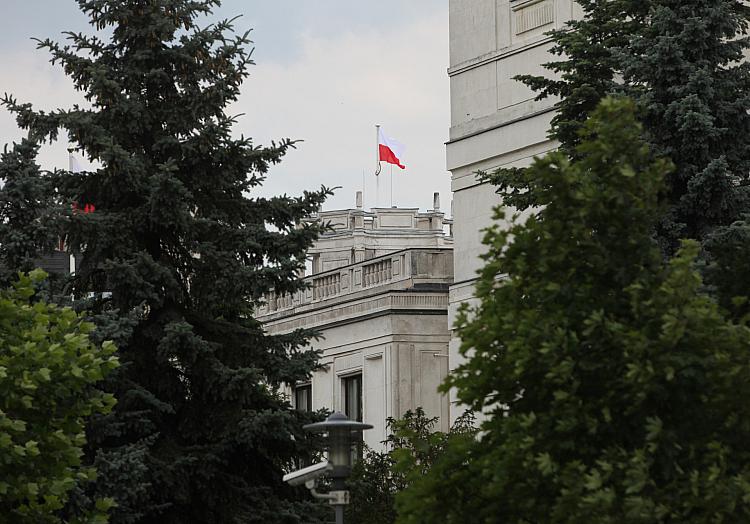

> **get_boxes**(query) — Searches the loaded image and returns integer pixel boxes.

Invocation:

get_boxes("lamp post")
[303,412,373,524]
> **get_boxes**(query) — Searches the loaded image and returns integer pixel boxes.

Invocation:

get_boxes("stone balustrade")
[312,273,341,300]
[362,259,392,287]
[258,248,453,317]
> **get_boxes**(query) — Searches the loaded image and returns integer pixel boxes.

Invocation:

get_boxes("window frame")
[342,373,363,422]
[294,383,312,413]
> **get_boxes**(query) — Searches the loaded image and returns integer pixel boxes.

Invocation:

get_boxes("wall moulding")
[448,36,552,77]
[264,293,449,335]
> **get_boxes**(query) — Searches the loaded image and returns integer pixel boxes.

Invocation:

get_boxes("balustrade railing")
[362,259,392,287]
[313,273,341,300]
[276,293,294,310]
[258,249,451,317]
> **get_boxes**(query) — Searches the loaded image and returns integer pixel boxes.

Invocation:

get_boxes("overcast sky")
[0,1,451,213]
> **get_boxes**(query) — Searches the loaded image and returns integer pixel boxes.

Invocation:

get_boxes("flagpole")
[66,147,76,277]
[375,124,382,208]
[376,167,380,208]
[390,163,393,208]
[375,125,381,177]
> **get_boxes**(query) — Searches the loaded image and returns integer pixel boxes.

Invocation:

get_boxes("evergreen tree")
[3,1,330,522]
[491,0,750,256]
[0,140,60,287]
[396,99,750,523]
[516,0,645,157]
[702,219,750,319]
[622,0,750,253]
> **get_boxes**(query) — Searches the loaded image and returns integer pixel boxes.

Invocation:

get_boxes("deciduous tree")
[397,99,750,524]
[0,270,118,524]
[346,408,476,524]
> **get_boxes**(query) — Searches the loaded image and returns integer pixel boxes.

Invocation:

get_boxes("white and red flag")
[378,127,406,170]
[69,150,95,214]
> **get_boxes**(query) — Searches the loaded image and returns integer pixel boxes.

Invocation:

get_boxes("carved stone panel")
[512,0,555,37]
[335,353,362,374]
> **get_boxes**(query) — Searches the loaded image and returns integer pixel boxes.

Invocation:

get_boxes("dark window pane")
[343,374,363,463]
[295,385,312,412]
[343,374,362,422]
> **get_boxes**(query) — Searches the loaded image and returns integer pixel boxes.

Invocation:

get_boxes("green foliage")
[702,218,750,320]
[515,0,646,157]
[0,270,118,523]
[2,1,331,522]
[491,0,750,258]
[396,98,750,523]
[346,408,476,524]
[622,0,750,253]
[0,140,61,287]
[347,445,399,524]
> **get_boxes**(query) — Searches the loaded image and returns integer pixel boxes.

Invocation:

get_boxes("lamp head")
[303,412,373,470]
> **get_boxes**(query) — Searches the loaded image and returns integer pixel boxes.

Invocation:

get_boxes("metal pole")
[67,148,76,277]
[375,125,381,177]
[390,163,393,207]
[376,168,380,208]
[375,124,381,208]
[331,475,347,524]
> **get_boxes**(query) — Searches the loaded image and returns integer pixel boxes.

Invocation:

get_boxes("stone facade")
[447,0,581,421]
[257,194,453,451]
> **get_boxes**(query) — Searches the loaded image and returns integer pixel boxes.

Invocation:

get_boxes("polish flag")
[69,151,95,213]
[378,128,406,169]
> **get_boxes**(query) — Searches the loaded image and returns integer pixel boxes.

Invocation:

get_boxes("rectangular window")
[343,374,362,422]
[342,373,363,463]
[294,384,312,413]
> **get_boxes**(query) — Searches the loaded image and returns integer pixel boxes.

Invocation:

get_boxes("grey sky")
[0,1,451,212]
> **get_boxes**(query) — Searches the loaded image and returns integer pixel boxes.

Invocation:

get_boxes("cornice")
[448,36,553,77]
[262,291,449,335]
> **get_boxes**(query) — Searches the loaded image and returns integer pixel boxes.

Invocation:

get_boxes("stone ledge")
[262,291,450,335]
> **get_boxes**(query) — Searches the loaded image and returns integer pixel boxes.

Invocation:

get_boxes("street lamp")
[284,412,372,524]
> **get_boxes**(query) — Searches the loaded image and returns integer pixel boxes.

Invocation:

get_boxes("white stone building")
[446,0,581,421]
[257,193,453,451]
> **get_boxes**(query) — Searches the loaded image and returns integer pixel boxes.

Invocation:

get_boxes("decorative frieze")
[335,353,363,374]
[513,0,554,35]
